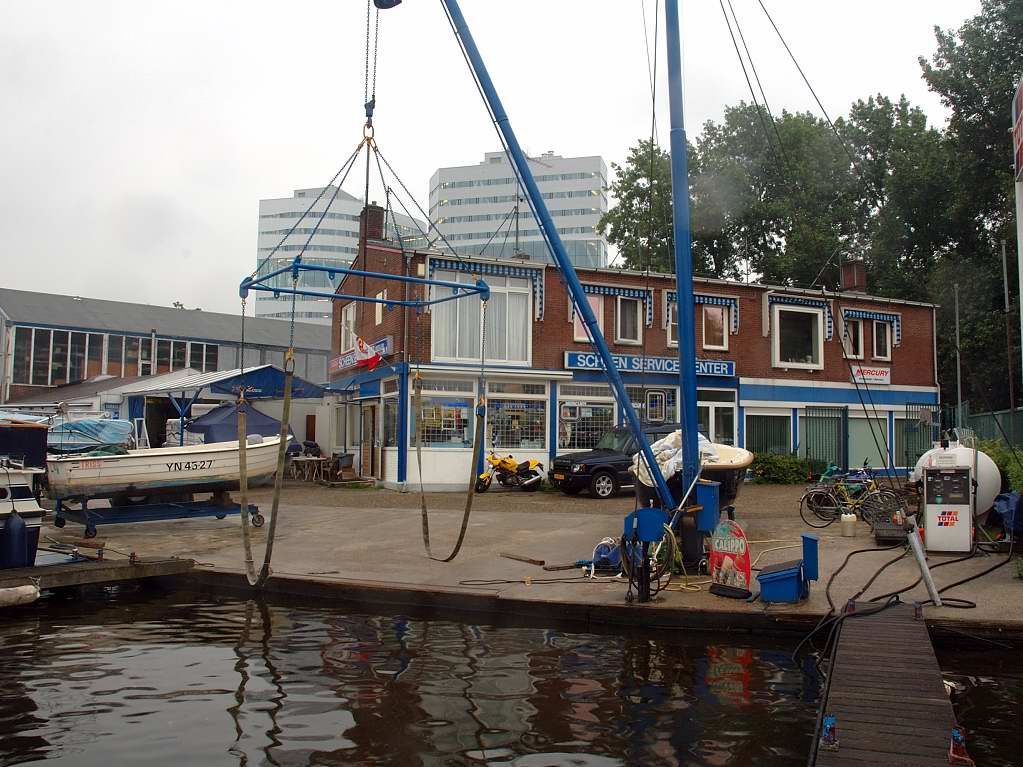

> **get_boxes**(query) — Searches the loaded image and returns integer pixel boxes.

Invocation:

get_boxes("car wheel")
[590,472,618,499]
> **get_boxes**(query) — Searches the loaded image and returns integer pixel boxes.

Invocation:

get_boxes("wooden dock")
[0,557,195,591]
[811,602,967,767]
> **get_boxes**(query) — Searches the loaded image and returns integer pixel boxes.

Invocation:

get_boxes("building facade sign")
[330,336,392,374]
[850,364,890,385]
[564,352,735,378]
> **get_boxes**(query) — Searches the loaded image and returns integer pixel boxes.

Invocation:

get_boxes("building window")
[772,306,823,370]
[558,401,615,450]
[627,386,677,424]
[51,331,69,385]
[125,337,140,376]
[646,391,666,422]
[842,319,863,359]
[140,338,153,376]
[745,413,791,455]
[31,329,51,386]
[204,344,219,372]
[69,332,87,382]
[383,396,399,447]
[615,296,642,345]
[573,295,603,342]
[375,290,386,325]
[108,335,124,377]
[433,271,531,364]
[667,303,678,347]
[873,321,891,361]
[86,333,103,378]
[487,399,546,450]
[172,341,187,371]
[11,327,31,385]
[340,303,356,353]
[156,339,171,374]
[189,342,204,370]
[703,305,728,351]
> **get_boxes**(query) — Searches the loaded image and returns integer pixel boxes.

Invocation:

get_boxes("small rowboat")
[46,436,286,503]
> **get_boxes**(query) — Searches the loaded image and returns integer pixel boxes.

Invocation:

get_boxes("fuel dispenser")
[921,452,974,554]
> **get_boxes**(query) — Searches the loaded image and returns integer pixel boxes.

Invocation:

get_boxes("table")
[288,455,329,482]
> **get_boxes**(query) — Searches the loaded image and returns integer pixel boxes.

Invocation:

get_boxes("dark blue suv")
[548,424,677,499]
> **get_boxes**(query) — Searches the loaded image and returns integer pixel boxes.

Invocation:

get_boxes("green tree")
[919,0,1023,412]
[597,139,675,273]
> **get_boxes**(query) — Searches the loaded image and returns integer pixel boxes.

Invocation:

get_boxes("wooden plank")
[0,558,194,590]
[812,602,963,767]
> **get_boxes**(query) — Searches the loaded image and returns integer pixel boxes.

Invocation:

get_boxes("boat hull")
[46,437,285,501]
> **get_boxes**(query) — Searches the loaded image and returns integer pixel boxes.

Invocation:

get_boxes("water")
[937,642,1023,767]
[0,588,820,767]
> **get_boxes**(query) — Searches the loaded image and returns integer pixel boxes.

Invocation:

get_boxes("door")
[361,404,377,478]
[305,414,316,444]
[697,400,736,445]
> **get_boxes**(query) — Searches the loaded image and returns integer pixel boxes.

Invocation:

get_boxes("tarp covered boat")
[47,419,133,454]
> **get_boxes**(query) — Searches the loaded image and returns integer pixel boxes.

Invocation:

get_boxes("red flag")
[354,335,382,371]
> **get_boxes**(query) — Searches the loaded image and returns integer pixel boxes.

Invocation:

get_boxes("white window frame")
[667,303,679,348]
[374,290,386,325]
[772,304,824,371]
[615,296,643,345]
[873,320,891,361]
[702,305,729,351]
[340,303,356,353]
[573,295,603,342]
[431,272,532,366]
[842,318,863,360]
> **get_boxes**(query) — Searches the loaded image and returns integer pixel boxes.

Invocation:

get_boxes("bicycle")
[799,462,902,528]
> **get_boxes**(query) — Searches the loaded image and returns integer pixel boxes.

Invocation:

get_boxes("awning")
[114,365,324,399]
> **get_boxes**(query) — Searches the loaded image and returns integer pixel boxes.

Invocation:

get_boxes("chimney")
[840,258,867,292]
[360,202,386,242]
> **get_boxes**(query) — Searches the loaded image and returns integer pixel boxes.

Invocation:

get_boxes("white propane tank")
[910,444,1000,517]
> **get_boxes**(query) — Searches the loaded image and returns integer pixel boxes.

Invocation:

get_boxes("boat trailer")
[53,493,263,539]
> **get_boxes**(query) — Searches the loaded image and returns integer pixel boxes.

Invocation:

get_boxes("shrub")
[976,439,1023,492]
[751,452,810,484]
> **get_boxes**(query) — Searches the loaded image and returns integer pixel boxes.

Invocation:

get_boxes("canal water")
[0,588,818,766]
[0,588,1016,766]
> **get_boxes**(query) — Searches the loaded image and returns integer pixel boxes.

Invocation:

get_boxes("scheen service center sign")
[564,352,735,377]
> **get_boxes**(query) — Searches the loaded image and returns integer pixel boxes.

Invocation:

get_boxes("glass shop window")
[487,399,546,450]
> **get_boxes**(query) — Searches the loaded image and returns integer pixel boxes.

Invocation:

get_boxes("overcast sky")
[1,0,978,316]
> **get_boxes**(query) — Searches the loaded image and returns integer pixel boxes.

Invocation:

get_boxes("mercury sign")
[564,352,735,377]
[851,364,890,385]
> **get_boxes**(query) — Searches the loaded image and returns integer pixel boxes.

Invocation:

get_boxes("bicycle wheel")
[800,489,841,528]
[860,489,902,525]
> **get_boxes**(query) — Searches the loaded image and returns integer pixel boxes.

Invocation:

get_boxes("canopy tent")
[186,402,295,444]
[115,365,324,400]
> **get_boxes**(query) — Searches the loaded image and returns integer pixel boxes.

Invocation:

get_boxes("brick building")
[329,206,939,489]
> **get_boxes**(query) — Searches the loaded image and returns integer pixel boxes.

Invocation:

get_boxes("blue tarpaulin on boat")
[48,419,133,453]
[186,403,294,444]
[207,367,323,399]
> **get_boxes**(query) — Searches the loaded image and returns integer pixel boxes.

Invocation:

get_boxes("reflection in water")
[0,588,823,766]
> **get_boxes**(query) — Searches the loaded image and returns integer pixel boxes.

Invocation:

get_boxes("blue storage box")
[756,560,807,603]
[695,480,720,533]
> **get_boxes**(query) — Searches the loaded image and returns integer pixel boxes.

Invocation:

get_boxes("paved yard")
[40,480,1023,635]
